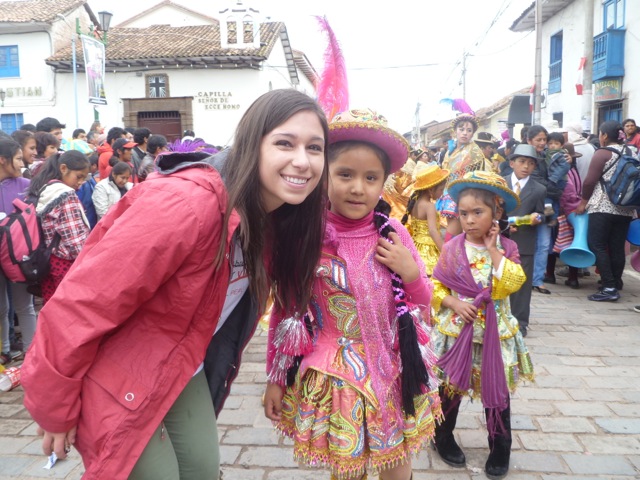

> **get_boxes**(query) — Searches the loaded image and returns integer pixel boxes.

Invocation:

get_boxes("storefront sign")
[594,78,622,102]
[3,86,43,97]
[197,91,240,110]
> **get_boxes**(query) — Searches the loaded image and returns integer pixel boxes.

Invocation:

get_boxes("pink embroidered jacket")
[267,211,434,409]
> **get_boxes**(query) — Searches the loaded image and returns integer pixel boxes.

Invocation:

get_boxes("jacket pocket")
[86,357,152,411]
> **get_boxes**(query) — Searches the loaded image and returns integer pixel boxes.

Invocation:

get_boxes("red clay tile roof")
[0,0,86,23]
[47,22,282,67]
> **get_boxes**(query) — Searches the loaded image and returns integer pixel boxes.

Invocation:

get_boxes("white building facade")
[511,0,640,132]
[1,0,317,145]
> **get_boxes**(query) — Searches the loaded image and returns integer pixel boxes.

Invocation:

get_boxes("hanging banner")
[81,35,107,105]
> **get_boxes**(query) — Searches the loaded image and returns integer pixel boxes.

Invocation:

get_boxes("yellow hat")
[413,165,450,192]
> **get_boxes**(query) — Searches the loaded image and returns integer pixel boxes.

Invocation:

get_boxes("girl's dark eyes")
[275,140,292,147]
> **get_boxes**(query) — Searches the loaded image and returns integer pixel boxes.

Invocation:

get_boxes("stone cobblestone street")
[1,266,640,479]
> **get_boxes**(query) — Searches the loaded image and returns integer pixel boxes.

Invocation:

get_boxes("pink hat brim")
[328,123,410,174]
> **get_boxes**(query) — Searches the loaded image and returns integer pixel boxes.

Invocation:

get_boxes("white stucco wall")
[51,34,315,144]
[539,0,589,127]
[539,0,639,129]
[0,31,56,115]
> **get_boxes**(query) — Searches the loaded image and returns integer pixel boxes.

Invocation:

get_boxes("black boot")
[485,402,512,480]
[433,388,465,467]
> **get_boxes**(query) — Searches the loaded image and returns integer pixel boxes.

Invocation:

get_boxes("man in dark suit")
[504,144,546,337]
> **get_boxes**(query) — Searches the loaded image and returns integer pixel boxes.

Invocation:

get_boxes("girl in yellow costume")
[401,165,450,276]
[437,114,493,240]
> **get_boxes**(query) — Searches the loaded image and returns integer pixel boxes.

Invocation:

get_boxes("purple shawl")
[432,233,520,436]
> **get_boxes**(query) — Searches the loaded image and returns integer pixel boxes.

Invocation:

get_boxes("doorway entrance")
[138,111,182,143]
[122,97,193,142]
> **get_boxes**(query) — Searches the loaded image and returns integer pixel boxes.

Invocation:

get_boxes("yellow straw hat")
[413,165,450,192]
[448,170,520,213]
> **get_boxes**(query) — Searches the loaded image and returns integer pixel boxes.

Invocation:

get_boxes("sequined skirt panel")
[408,219,440,276]
[276,369,442,479]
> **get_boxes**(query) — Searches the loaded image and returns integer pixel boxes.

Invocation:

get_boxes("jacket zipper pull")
[160,422,166,440]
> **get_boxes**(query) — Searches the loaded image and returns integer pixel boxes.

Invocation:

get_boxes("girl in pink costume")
[264,109,442,480]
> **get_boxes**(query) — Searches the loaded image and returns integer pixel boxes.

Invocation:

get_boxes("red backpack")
[0,197,59,284]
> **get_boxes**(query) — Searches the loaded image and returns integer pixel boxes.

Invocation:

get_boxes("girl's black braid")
[401,191,420,225]
[373,199,430,416]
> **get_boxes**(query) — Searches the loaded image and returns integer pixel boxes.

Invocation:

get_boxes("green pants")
[129,370,219,480]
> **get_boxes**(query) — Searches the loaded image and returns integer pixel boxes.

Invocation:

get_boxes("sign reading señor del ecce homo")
[197,91,241,111]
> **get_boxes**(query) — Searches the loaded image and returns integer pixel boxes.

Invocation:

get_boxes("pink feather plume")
[315,16,349,121]
[439,98,475,115]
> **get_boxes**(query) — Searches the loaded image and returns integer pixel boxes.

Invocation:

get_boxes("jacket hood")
[157,148,229,179]
[156,151,211,172]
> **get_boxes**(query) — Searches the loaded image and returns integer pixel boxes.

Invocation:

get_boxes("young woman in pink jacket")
[22,89,330,480]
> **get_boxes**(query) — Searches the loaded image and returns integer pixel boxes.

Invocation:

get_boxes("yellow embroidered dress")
[406,212,441,276]
[431,239,534,396]
[438,143,491,219]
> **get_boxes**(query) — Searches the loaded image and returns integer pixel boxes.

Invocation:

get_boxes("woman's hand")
[575,199,588,215]
[39,425,76,459]
[263,383,284,421]
[375,232,419,283]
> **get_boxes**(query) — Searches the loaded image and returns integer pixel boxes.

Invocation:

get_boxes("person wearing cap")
[402,165,449,276]
[503,144,545,336]
[438,114,493,240]
[108,138,139,185]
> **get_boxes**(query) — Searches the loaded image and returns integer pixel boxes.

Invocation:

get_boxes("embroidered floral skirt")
[276,369,442,479]
[431,328,535,398]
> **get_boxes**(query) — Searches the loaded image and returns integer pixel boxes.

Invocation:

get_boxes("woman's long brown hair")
[218,89,329,314]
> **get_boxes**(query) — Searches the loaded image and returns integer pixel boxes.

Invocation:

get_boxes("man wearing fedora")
[504,144,546,337]
[475,132,500,173]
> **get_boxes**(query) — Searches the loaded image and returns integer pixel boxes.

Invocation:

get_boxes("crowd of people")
[0,118,216,363]
[0,93,637,480]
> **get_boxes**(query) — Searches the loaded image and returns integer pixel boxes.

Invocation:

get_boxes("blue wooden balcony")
[593,29,625,81]
[549,60,562,94]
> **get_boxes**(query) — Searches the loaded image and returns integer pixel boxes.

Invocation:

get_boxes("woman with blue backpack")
[0,139,37,363]
[576,120,638,302]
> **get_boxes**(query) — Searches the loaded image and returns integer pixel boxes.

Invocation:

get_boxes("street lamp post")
[98,11,113,44]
